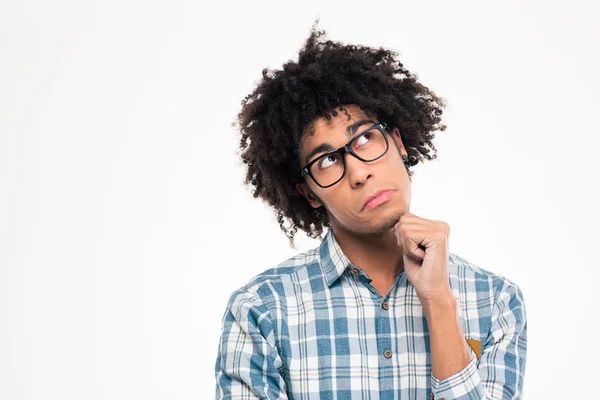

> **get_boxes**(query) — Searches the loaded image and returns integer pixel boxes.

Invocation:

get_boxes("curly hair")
[234,20,447,248]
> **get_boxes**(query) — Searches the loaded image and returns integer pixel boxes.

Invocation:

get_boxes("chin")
[366,210,403,234]
[380,204,407,229]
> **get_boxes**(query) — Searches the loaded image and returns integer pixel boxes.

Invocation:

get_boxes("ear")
[296,182,323,209]
[389,126,407,157]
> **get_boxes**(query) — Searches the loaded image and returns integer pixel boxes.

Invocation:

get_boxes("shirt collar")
[319,228,405,287]
[319,228,353,287]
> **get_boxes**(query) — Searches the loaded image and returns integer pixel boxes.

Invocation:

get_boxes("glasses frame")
[300,122,390,188]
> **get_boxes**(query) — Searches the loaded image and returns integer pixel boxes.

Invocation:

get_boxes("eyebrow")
[304,119,376,165]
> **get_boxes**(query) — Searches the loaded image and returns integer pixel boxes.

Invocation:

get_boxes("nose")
[345,153,373,187]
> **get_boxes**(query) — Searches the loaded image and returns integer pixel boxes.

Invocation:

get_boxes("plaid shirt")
[215,228,527,399]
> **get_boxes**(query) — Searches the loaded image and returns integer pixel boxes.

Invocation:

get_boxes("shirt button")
[351,269,359,276]
[384,349,392,358]
[382,301,389,310]
[430,394,434,400]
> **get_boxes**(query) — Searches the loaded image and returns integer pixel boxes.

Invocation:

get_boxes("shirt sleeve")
[214,288,289,399]
[430,281,528,399]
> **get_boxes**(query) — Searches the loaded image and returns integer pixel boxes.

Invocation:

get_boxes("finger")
[402,241,426,261]
[394,226,432,245]
[397,230,429,260]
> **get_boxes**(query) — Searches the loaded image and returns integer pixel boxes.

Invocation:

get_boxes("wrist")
[419,285,455,307]
[420,288,457,319]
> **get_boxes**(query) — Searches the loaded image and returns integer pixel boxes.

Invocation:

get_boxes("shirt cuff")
[430,356,486,399]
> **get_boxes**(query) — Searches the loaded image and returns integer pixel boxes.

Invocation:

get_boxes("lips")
[362,189,395,211]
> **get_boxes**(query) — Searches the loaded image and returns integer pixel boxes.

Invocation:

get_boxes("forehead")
[300,105,376,151]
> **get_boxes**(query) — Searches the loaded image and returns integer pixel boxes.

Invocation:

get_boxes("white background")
[1,0,598,398]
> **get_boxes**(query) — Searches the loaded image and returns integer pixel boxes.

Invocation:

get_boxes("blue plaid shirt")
[215,228,527,399]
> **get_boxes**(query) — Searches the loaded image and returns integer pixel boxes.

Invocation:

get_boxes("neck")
[330,223,404,283]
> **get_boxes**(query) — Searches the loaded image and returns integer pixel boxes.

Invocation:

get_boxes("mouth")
[362,189,395,211]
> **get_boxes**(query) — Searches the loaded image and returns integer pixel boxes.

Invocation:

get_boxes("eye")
[354,131,373,148]
[318,154,338,169]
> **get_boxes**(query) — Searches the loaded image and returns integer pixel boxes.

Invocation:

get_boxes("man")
[215,21,527,399]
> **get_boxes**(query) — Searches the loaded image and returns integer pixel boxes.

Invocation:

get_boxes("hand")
[393,212,453,305]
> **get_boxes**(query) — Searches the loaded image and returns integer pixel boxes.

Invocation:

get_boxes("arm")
[215,289,288,399]
[426,281,528,399]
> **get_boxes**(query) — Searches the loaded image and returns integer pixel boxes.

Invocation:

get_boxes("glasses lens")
[353,126,388,161]
[310,152,345,187]
[310,126,388,187]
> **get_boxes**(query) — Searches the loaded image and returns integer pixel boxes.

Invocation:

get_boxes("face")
[296,104,411,235]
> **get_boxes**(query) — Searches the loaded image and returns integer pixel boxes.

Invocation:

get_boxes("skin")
[296,104,472,381]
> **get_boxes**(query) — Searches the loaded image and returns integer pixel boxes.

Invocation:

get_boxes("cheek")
[321,190,361,221]
[318,189,346,212]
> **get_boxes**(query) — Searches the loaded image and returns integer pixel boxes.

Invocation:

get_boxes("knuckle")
[439,221,450,235]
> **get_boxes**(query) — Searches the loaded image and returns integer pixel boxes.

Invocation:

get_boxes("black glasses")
[300,122,390,188]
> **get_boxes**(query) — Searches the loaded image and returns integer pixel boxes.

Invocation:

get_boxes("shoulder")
[448,252,526,305]
[223,245,321,311]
